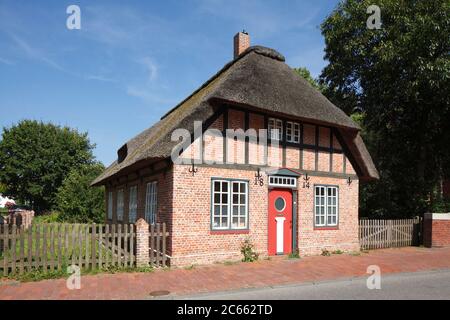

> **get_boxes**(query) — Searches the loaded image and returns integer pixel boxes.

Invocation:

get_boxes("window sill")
[210,229,249,235]
[314,226,339,231]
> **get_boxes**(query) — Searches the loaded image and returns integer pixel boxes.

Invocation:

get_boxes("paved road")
[179,270,450,300]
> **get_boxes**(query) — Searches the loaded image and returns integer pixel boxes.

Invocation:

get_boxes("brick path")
[1,247,449,300]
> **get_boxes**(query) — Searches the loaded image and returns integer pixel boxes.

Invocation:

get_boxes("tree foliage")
[56,163,105,223]
[293,67,325,92]
[0,120,96,212]
[320,0,450,217]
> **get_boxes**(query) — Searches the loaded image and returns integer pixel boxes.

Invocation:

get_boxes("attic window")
[268,118,283,141]
[117,144,128,163]
[286,122,300,143]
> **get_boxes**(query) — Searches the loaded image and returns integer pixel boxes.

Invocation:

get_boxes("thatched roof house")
[94,32,378,266]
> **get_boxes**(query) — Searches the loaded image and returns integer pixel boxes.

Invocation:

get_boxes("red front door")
[268,188,293,255]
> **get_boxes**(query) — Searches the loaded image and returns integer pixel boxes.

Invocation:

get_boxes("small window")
[107,191,113,220]
[275,197,286,212]
[286,122,300,143]
[314,186,338,227]
[268,118,283,141]
[269,176,297,188]
[212,179,248,230]
[117,189,124,222]
[128,186,138,223]
[145,182,158,224]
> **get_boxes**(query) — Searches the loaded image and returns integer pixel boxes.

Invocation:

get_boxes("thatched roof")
[92,46,378,186]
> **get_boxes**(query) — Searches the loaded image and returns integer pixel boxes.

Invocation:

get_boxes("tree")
[0,120,95,212]
[56,163,105,223]
[293,67,325,92]
[320,0,450,217]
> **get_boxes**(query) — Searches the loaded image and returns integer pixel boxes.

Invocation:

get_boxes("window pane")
[232,217,238,228]
[212,180,248,230]
[145,182,157,224]
[214,181,220,191]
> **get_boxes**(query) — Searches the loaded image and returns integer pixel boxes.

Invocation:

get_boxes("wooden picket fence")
[148,223,170,267]
[359,218,422,250]
[0,223,136,277]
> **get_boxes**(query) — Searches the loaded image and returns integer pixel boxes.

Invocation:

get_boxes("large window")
[117,189,124,222]
[212,179,248,230]
[286,122,300,143]
[128,186,138,223]
[314,186,338,227]
[268,118,283,141]
[145,181,158,224]
[107,191,113,220]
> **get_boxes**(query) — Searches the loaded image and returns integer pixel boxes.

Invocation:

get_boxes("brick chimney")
[234,31,250,59]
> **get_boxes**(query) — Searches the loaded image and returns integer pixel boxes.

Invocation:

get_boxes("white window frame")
[269,176,297,188]
[117,188,124,222]
[145,181,158,224]
[268,118,283,141]
[314,185,339,227]
[286,121,300,143]
[107,191,113,220]
[231,181,248,230]
[128,186,138,223]
[212,179,249,231]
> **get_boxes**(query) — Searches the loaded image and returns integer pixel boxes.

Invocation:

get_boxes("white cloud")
[8,33,73,74]
[0,56,14,65]
[85,74,117,82]
[124,56,177,105]
[195,0,320,37]
[139,57,158,82]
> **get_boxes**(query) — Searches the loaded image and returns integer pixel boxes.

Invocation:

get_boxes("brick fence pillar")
[424,213,450,248]
[135,218,149,267]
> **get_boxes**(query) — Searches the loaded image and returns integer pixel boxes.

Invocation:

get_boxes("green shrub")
[321,249,331,257]
[288,251,300,259]
[332,249,344,255]
[56,163,105,223]
[33,211,61,224]
[431,199,450,213]
[241,238,259,262]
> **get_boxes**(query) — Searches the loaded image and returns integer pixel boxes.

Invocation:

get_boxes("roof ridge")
[160,46,282,120]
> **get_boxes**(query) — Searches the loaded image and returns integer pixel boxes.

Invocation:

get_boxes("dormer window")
[117,144,128,163]
[268,118,283,141]
[286,122,300,143]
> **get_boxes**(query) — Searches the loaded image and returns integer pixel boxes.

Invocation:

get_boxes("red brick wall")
[105,168,174,253]
[297,177,360,255]
[170,164,360,266]
[103,108,363,266]
[424,214,450,248]
[170,165,268,266]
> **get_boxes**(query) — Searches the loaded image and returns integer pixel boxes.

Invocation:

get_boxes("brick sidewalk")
[1,247,450,300]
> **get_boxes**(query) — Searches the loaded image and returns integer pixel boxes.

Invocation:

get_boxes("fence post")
[135,219,149,267]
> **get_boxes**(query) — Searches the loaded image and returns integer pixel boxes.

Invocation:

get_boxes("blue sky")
[0,0,339,165]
